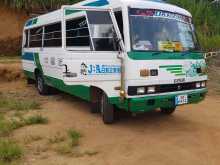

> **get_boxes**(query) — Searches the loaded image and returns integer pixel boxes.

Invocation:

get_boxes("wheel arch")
[34,68,41,79]
[90,86,104,103]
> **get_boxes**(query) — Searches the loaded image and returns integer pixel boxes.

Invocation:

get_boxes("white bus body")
[22,0,208,124]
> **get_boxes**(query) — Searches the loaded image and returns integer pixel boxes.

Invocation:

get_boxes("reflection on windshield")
[129,9,200,52]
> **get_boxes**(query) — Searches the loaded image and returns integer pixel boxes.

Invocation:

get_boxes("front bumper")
[114,88,207,112]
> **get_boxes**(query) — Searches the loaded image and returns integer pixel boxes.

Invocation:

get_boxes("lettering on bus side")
[80,63,121,76]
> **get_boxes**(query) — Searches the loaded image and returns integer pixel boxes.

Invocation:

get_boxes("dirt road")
[1,78,220,165]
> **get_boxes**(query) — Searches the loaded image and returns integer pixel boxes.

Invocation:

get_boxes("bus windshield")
[129,8,200,52]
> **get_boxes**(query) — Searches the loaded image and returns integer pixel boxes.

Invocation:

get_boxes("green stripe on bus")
[128,52,204,60]
[160,65,182,68]
[175,73,186,76]
[170,71,184,74]
[65,9,82,16]
[166,68,182,71]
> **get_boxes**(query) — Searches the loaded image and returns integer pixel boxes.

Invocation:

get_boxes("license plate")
[175,95,188,105]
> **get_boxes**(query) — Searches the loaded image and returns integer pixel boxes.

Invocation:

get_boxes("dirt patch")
[0,63,24,82]
[0,5,28,40]
[207,55,220,95]
[0,37,22,56]
[0,5,28,55]
[1,62,220,165]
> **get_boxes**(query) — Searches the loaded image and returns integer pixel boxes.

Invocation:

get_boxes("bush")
[67,129,82,147]
[0,139,23,162]
[24,115,48,125]
[0,96,41,111]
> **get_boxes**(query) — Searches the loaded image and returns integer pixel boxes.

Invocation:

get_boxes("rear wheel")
[100,92,115,124]
[36,73,49,95]
[160,107,176,115]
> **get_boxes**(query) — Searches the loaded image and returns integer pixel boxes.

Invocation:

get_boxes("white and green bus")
[22,0,208,124]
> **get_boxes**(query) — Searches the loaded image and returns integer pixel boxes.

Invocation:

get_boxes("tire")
[160,107,176,115]
[36,73,49,95]
[100,92,115,124]
[90,101,100,113]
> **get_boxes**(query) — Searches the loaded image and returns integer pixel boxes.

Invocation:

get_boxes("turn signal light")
[140,69,149,77]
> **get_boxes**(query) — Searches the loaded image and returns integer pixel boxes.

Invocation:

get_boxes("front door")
[62,8,123,87]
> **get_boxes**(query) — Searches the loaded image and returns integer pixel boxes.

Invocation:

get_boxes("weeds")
[84,150,99,156]
[55,144,73,155]
[48,132,66,144]
[0,119,14,136]
[0,115,48,137]
[67,129,82,147]
[24,115,48,125]
[0,139,23,162]
[23,135,43,145]
[0,97,41,111]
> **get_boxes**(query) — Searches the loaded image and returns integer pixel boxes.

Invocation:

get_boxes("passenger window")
[86,11,118,51]
[44,22,62,47]
[24,30,29,48]
[29,27,43,47]
[66,17,91,49]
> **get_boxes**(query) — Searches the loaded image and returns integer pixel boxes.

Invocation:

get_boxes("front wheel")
[160,107,176,115]
[100,93,115,124]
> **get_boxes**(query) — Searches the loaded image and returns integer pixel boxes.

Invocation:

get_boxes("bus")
[22,0,208,124]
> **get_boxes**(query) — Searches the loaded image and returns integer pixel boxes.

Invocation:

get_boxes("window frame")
[43,22,62,48]
[65,15,92,51]
[29,26,44,48]
[64,10,124,53]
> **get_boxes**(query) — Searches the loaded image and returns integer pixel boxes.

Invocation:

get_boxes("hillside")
[0,5,27,55]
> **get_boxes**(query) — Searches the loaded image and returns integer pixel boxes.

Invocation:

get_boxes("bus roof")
[24,0,191,29]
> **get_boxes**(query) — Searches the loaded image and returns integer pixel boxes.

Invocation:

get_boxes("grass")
[67,129,82,147]
[23,135,43,145]
[24,114,48,125]
[0,119,14,137]
[0,56,20,64]
[55,144,73,155]
[0,139,23,162]
[0,115,48,137]
[0,96,41,111]
[48,133,66,144]
[52,129,82,156]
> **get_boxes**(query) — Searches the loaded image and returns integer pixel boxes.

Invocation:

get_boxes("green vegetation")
[0,95,41,111]
[2,0,81,11]
[0,115,48,137]
[67,129,82,147]
[168,0,220,51]
[52,129,82,156]
[0,139,23,162]
[48,132,66,144]
[24,114,48,125]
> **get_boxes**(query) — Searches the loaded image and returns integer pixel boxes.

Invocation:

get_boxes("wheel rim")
[37,76,43,92]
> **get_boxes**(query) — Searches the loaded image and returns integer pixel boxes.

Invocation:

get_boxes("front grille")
[157,83,196,93]
[128,82,205,96]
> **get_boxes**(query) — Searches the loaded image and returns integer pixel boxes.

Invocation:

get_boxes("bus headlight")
[147,86,156,93]
[196,82,201,88]
[137,87,146,95]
